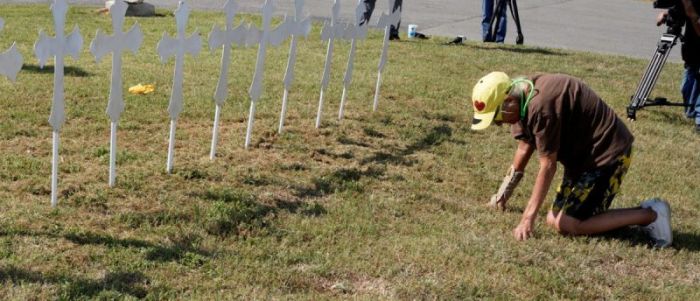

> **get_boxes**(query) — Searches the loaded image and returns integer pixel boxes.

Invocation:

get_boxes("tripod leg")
[509,0,524,45]
[489,0,507,42]
[627,34,678,119]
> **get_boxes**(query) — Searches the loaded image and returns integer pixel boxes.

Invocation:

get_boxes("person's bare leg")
[547,208,656,235]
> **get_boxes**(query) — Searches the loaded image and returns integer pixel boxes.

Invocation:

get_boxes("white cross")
[34,0,83,132]
[282,0,311,91]
[315,0,350,128]
[338,0,369,121]
[90,0,143,123]
[278,0,311,133]
[209,0,249,106]
[157,1,201,121]
[373,0,400,112]
[244,0,290,149]
[33,0,83,207]
[0,18,23,82]
[208,0,249,159]
[156,1,202,173]
[89,0,144,187]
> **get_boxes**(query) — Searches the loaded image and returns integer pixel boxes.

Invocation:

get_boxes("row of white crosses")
[5,0,399,206]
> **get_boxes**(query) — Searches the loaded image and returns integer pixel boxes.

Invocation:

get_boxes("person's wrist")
[520,214,535,224]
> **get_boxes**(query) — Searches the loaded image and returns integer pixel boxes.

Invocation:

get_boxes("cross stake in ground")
[316,0,349,128]
[338,0,369,121]
[157,1,201,173]
[245,0,290,149]
[208,0,249,160]
[278,0,311,134]
[34,0,83,207]
[373,0,400,112]
[90,0,143,187]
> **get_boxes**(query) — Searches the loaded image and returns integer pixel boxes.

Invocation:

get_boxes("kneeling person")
[470,72,672,247]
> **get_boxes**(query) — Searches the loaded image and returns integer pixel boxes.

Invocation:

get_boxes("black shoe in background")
[414,32,429,39]
[445,36,464,45]
[389,34,400,40]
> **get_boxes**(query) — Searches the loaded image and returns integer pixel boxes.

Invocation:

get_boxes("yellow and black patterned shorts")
[552,147,632,220]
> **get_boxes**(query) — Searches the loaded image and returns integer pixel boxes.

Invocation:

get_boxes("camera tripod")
[627,26,686,120]
[486,0,524,45]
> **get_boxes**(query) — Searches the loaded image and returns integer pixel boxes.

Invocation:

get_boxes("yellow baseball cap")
[470,72,511,130]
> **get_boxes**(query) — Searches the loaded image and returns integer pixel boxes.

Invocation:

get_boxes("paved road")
[4,0,680,61]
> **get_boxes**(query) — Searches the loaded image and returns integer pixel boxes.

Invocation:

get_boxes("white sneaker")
[640,198,673,248]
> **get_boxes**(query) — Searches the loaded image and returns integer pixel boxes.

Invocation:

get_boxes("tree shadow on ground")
[337,136,371,148]
[293,166,386,199]
[294,124,453,199]
[63,231,209,262]
[22,64,92,77]
[273,198,327,217]
[0,265,148,299]
[194,187,327,236]
[361,124,453,166]
[0,228,209,263]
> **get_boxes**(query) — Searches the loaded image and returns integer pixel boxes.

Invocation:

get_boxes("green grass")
[1,4,699,300]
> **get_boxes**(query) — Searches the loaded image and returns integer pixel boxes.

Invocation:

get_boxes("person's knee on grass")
[546,210,582,236]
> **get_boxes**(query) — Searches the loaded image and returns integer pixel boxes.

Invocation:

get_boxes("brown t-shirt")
[511,74,634,177]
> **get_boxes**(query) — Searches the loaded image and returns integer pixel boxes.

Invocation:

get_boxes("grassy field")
[0,4,699,300]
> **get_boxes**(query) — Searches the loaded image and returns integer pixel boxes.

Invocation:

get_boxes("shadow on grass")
[598,227,653,247]
[64,231,209,263]
[0,228,209,263]
[597,227,700,251]
[361,124,453,166]
[0,265,148,299]
[195,187,327,236]
[466,43,567,56]
[294,124,454,199]
[22,64,92,77]
[274,198,327,217]
[647,109,692,126]
[293,166,386,199]
[133,13,169,18]
[671,231,700,252]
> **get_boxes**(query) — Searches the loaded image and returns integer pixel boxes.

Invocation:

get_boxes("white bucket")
[408,24,417,38]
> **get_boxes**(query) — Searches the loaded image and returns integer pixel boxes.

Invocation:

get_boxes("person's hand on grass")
[489,193,508,211]
[513,218,534,241]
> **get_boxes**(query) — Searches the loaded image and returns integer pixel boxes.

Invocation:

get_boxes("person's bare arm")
[513,151,557,241]
[513,140,534,172]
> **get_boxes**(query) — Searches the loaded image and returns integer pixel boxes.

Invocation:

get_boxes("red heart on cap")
[474,100,486,111]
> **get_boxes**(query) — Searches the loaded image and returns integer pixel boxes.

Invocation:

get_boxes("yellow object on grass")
[128,84,155,95]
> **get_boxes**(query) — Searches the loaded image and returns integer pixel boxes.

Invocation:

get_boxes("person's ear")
[501,96,520,123]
